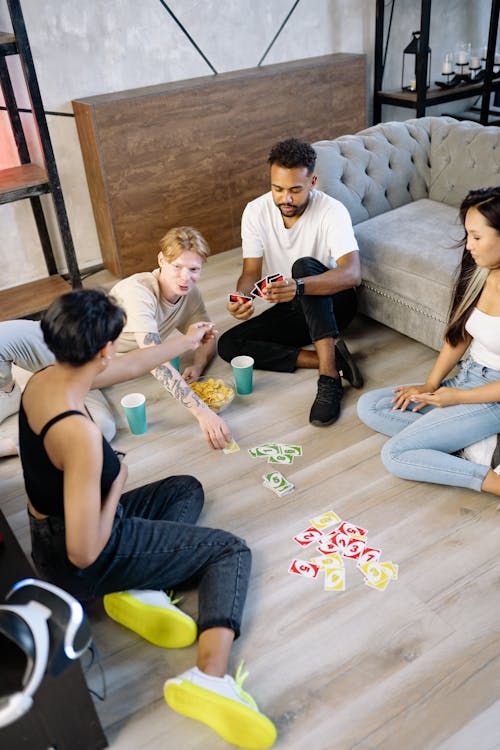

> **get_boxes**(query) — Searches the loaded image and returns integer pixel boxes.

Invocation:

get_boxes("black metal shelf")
[374,0,500,123]
[0,0,81,320]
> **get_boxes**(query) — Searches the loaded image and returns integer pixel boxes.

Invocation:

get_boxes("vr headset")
[0,578,92,728]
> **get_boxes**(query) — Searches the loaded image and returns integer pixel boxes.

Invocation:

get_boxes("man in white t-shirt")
[218,138,362,426]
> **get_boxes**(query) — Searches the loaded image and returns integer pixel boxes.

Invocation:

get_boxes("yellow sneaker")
[103,589,197,648]
[164,662,277,749]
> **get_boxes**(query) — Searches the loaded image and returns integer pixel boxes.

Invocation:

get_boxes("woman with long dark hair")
[20,288,276,750]
[357,187,500,497]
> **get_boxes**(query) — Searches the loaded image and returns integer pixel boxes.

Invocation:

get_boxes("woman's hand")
[184,322,217,350]
[409,387,463,409]
[391,384,432,412]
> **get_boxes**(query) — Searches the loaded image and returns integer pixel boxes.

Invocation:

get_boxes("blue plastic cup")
[169,356,180,370]
[120,393,147,435]
[231,355,254,395]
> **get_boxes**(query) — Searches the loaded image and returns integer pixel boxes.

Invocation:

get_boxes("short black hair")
[41,288,126,365]
[268,138,317,174]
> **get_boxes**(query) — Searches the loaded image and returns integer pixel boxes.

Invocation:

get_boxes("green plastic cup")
[231,355,254,395]
[120,393,147,435]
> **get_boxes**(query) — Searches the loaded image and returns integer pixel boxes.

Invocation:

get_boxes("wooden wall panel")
[72,54,366,278]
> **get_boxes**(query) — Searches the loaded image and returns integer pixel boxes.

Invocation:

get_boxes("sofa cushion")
[314,117,457,226]
[429,119,500,207]
[355,198,463,321]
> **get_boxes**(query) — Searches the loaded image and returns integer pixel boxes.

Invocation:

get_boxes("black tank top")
[19,400,121,518]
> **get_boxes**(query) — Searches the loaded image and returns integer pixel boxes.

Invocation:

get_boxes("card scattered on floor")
[262,471,294,496]
[223,439,240,454]
[288,509,398,592]
[249,442,302,464]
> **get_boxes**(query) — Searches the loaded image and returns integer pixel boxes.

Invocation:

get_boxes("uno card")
[228,292,253,304]
[357,546,381,567]
[268,453,294,465]
[309,510,341,531]
[223,438,240,454]
[316,536,342,556]
[292,526,323,547]
[262,471,294,496]
[310,553,344,570]
[342,538,365,560]
[359,561,398,591]
[325,530,351,551]
[323,566,346,591]
[267,272,284,284]
[249,443,281,458]
[252,276,270,298]
[288,559,320,579]
[281,444,303,457]
[337,521,368,540]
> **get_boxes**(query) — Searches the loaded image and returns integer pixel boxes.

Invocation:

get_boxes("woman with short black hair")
[21,288,276,750]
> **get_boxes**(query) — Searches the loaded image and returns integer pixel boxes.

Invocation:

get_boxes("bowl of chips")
[189,376,235,412]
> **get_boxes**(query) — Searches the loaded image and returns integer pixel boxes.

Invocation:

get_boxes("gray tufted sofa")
[313,116,500,350]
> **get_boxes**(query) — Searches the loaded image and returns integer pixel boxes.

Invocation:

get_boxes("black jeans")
[29,476,251,638]
[218,257,358,372]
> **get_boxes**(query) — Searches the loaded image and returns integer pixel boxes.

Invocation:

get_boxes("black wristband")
[295,279,305,297]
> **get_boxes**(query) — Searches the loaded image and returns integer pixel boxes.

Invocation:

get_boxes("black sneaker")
[309,375,343,427]
[335,340,364,389]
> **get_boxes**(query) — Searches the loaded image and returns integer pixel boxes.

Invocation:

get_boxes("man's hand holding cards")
[252,272,285,300]
[227,291,254,321]
[264,274,297,304]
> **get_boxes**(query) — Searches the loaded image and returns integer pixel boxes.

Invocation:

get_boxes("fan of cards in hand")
[228,272,284,303]
[289,510,398,592]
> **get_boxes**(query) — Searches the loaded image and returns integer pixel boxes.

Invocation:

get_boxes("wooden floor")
[1,248,499,750]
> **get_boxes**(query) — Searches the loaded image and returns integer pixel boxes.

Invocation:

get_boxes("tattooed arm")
[136,331,232,450]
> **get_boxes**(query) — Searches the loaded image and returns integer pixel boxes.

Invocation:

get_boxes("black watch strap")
[295,279,305,296]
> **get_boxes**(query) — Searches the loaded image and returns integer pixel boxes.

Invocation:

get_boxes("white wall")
[0,0,492,290]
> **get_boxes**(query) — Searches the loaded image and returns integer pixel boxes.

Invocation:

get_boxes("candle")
[409,78,416,91]
[456,51,468,65]
[442,61,453,74]
[470,56,481,70]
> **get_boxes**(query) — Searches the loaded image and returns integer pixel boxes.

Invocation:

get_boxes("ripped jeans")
[356,357,500,491]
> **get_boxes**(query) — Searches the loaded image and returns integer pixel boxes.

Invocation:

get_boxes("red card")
[228,292,253,303]
[293,526,323,547]
[337,521,367,540]
[288,559,320,579]
[342,539,365,559]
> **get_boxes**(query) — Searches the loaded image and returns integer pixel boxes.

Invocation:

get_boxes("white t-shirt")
[241,189,358,276]
[466,307,500,370]
[110,269,209,353]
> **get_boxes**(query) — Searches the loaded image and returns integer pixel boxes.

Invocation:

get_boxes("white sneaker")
[103,589,197,648]
[0,382,21,424]
[164,663,277,749]
[460,435,496,466]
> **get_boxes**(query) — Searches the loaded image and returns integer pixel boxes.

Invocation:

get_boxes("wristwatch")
[295,279,305,297]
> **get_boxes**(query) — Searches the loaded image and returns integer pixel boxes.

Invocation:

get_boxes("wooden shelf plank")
[0,275,71,320]
[0,30,17,54]
[0,163,50,204]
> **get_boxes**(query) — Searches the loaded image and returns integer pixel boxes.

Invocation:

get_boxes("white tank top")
[466,307,500,370]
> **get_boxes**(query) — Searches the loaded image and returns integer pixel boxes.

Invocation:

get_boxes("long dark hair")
[41,288,126,365]
[446,187,500,346]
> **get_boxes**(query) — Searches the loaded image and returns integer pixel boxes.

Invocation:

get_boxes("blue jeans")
[29,476,251,638]
[218,257,358,372]
[356,357,500,491]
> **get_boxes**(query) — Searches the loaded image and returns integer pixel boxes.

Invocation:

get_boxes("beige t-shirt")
[110,269,209,353]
